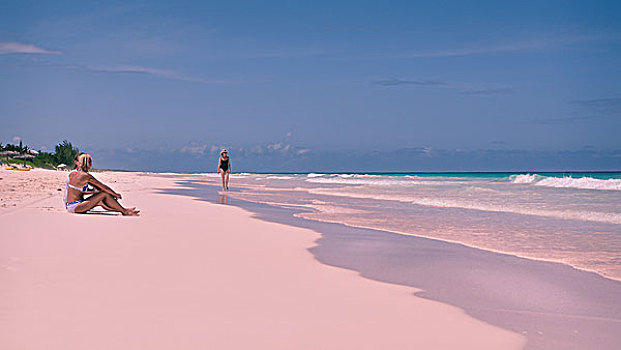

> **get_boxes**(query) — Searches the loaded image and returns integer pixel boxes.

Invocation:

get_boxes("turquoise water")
[250,171,621,180]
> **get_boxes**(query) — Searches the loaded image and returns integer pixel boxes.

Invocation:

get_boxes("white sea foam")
[536,176,621,191]
[307,177,425,186]
[199,173,222,178]
[306,188,621,224]
[305,176,466,186]
[510,174,621,191]
[306,173,381,179]
[509,174,542,184]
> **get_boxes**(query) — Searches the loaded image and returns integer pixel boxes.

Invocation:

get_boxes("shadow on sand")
[83,210,120,216]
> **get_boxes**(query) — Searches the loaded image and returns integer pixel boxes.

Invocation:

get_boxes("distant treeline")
[1,140,79,169]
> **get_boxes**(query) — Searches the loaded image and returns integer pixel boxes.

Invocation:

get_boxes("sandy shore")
[0,168,525,349]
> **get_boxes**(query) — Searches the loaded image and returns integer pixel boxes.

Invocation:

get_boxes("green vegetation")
[53,140,80,166]
[1,140,79,169]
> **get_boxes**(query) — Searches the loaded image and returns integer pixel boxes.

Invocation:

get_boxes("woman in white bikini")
[63,153,139,216]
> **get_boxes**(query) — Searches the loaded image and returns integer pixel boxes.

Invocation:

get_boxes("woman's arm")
[217,157,221,172]
[86,174,121,199]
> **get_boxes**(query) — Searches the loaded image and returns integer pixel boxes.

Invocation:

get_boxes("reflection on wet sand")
[218,193,228,205]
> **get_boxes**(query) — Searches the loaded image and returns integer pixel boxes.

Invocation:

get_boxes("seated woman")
[63,153,140,216]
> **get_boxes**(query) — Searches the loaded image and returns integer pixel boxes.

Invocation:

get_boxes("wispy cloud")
[530,115,604,125]
[266,142,290,152]
[393,42,545,58]
[13,60,229,84]
[231,48,328,60]
[0,42,62,55]
[571,97,621,115]
[531,97,621,125]
[462,87,514,95]
[195,140,311,159]
[372,78,446,86]
[180,143,208,155]
[489,140,508,147]
[390,35,599,59]
[323,25,380,33]
[372,77,514,95]
[90,65,215,83]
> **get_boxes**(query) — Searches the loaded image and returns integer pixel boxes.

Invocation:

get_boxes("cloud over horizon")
[82,146,621,173]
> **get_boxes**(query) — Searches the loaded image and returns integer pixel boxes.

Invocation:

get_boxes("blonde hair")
[77,153,92,171]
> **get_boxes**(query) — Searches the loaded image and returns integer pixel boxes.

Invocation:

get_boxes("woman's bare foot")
[122,208,140,216]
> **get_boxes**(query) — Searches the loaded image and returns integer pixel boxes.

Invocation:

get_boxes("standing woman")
[218,149,231,191]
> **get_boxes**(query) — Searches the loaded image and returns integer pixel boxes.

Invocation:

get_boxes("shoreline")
[160,175,621,350]
[171,172,621,282]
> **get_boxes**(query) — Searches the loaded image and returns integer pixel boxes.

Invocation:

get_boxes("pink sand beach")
[0,168,524,349]
[1,168,617,349]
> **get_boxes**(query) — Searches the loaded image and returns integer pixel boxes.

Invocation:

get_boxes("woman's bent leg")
[74,192,138,215]
[225,171,230,190]
[101,194,139,215]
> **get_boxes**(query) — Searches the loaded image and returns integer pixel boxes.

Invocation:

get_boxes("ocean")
[198,172,621,281]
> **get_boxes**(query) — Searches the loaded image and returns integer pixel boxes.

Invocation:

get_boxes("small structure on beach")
[14,154,35,168]
[0,150,19,166]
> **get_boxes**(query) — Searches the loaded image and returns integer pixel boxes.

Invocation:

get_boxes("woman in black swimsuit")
[218,149,231,191]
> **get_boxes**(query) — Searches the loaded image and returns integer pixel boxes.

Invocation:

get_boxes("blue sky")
[1,0,620,171]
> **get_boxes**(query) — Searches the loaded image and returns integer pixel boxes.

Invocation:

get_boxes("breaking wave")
[510,174,621,191]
